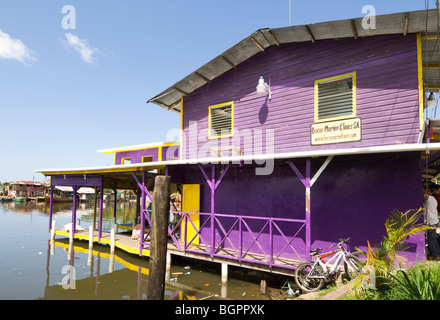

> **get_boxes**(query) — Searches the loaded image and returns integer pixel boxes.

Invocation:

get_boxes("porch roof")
[147,9,440,113]
[36,142,440,176]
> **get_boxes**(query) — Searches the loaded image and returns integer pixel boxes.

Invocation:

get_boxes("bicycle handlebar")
[327,237,350,249]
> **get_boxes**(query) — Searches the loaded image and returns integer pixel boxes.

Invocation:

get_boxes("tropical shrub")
[351,208,430,298]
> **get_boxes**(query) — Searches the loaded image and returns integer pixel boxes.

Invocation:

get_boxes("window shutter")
[317,77,353,120]
[210,104,233,137]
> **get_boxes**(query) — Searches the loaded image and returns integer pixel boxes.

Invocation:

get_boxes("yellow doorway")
[181,184,200,245]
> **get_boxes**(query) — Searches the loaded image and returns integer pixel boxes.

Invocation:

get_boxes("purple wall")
[114,145,179,164]
[169,152,425,263]
[181,35,420,160]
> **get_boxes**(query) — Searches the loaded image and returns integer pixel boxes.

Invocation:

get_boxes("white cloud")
[0,29,36,65]
[63,33,98,63]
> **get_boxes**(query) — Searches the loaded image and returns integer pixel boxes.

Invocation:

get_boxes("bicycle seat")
[310,248,322,256]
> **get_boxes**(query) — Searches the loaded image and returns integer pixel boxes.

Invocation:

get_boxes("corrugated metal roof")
[147,9,440,112]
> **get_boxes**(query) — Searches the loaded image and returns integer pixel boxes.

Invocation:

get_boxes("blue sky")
[0,0,436,183]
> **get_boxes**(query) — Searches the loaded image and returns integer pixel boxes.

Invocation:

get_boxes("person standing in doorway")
[424,186,440,260]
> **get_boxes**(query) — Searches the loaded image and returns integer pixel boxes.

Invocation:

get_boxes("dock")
[52,226,301,278]
[53,227,151,256]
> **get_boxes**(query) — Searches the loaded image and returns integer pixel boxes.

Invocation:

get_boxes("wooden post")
[165,252,172,281]
[110,228,115,252]
[147,175,170,300]
[89,226,93,248]
[221,263,228,283]
[50,220,56,241]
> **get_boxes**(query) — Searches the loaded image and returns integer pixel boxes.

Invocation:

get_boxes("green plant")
[351,208,430,298]
[387,263,440,300]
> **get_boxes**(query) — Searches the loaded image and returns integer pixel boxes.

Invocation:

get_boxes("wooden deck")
[168,242,301,276]
[54,228,151,257]
[54,228,300,277]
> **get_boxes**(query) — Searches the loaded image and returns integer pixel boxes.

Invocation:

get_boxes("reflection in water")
[1,201,277,300]
[43,238,230,300]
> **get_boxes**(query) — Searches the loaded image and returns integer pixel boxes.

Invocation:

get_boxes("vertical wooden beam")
[89,225,93,248]
[110,228,115,252]
[165,252,172,281]
[221,263,228,283]
[148,175,171,300]
[50,220,56,241]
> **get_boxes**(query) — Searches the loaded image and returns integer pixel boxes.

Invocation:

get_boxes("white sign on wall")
[311,118,361,145]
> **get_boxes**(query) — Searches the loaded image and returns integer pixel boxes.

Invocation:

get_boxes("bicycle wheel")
[294,262,325,293]
[344,254,362,279]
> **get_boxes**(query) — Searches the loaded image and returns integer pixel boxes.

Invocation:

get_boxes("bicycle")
[294,237,362,293]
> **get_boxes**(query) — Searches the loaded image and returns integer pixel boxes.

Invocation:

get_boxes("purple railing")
[141,210,307,270]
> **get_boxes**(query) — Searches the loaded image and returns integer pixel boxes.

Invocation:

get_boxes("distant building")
[5,181,50,197]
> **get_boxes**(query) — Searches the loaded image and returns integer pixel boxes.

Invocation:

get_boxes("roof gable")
[147,9,439,112]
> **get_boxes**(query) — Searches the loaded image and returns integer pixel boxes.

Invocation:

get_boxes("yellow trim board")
[417,33,424,131]
[40,164,167,176]
[208,101,234,139]
[314,72,356,123]
[54,230,150,257]
[180,97,183,160]
[101,142,178,154]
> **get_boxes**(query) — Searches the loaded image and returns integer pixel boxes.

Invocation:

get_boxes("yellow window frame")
[314,72,357,123]
[208,101,234,139]
[142,156,153,163]
[121,157,131,165]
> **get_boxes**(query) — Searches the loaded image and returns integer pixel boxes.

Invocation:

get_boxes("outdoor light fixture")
[427,92,438,108]
[256,76,272,100]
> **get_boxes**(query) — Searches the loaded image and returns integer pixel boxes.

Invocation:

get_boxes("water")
[0,201,280,300]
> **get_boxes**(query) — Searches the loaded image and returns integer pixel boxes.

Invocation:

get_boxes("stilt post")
[148,175,170,300]
[50,220,56,241]
[89,225,93,248]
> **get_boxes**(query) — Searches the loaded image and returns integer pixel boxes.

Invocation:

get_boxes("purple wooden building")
[38,9,440,274]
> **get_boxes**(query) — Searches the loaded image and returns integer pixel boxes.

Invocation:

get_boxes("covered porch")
[38,142,440,274]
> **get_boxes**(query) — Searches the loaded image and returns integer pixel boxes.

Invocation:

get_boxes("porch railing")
[141,210,307,270]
